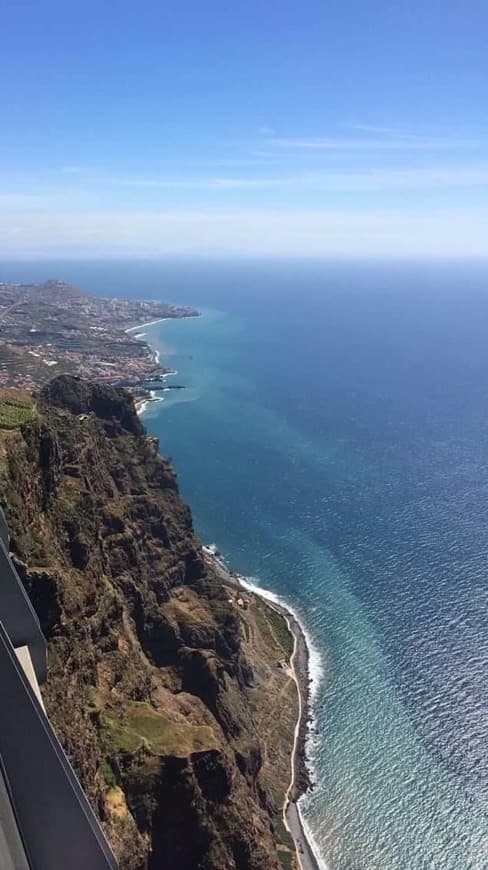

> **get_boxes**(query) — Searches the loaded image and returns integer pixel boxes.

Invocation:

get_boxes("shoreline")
[132,315,324,868]
[125,317,170,332]
[134,390,164,416]
[203,547,323,870]
[127,319,173,415]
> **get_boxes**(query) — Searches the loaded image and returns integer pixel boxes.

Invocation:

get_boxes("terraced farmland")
[0,392,36,429]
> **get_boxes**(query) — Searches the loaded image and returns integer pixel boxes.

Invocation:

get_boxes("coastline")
[126,319,174,415]
[134,389,163,416]
[203,547,323,870]
[132,316,324,869]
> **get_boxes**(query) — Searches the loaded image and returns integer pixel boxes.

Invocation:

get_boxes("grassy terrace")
[101,701,218,757]
[254,601,294,662]
[0,392,36,429]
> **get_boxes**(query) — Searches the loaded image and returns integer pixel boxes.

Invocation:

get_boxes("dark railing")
[0,535,47,685]
[0,508,118,869]
[0,763,29,869]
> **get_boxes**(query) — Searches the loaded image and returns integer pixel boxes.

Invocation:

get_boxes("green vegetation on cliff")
[101,702,217,756]
[0,391,36,429]
[253,603,294,661]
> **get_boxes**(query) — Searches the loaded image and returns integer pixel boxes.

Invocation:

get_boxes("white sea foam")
[203,543,219,555]
[296,802,330,870]
[137,392,165,416]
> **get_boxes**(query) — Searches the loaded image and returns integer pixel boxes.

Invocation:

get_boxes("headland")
[0,278,198,404]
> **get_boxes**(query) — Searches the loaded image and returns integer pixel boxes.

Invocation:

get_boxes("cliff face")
[0,376,286,870]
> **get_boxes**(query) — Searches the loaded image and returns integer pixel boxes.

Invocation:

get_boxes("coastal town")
[0,279,198,407]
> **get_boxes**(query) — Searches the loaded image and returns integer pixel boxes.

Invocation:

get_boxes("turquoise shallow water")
[1,259,487,868]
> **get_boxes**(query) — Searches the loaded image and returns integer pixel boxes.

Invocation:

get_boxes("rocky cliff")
[0,376,298,870]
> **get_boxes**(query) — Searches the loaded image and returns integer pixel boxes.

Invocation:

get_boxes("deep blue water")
[1,259,487,868]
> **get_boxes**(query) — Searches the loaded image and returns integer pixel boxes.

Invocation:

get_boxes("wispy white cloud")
[1,209,487,258]
[47,165,488,192]
[60,165,91,174]
[0,192,86,211]
[104,174,272,190]
[0,189,99,212]
[345,123,436,141]
[262,136,479,152]
[298,165,488,190]
[2,165,488,215]
[0,194,49,210]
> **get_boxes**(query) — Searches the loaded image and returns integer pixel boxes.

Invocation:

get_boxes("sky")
[2,0,488,258]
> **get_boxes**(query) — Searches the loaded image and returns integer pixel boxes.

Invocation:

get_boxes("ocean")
[1,259,487,869]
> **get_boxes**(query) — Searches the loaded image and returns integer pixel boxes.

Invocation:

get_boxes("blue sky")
[2,0,488,257]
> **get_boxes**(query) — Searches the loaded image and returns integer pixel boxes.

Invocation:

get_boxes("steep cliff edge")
[0,376,298,870]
